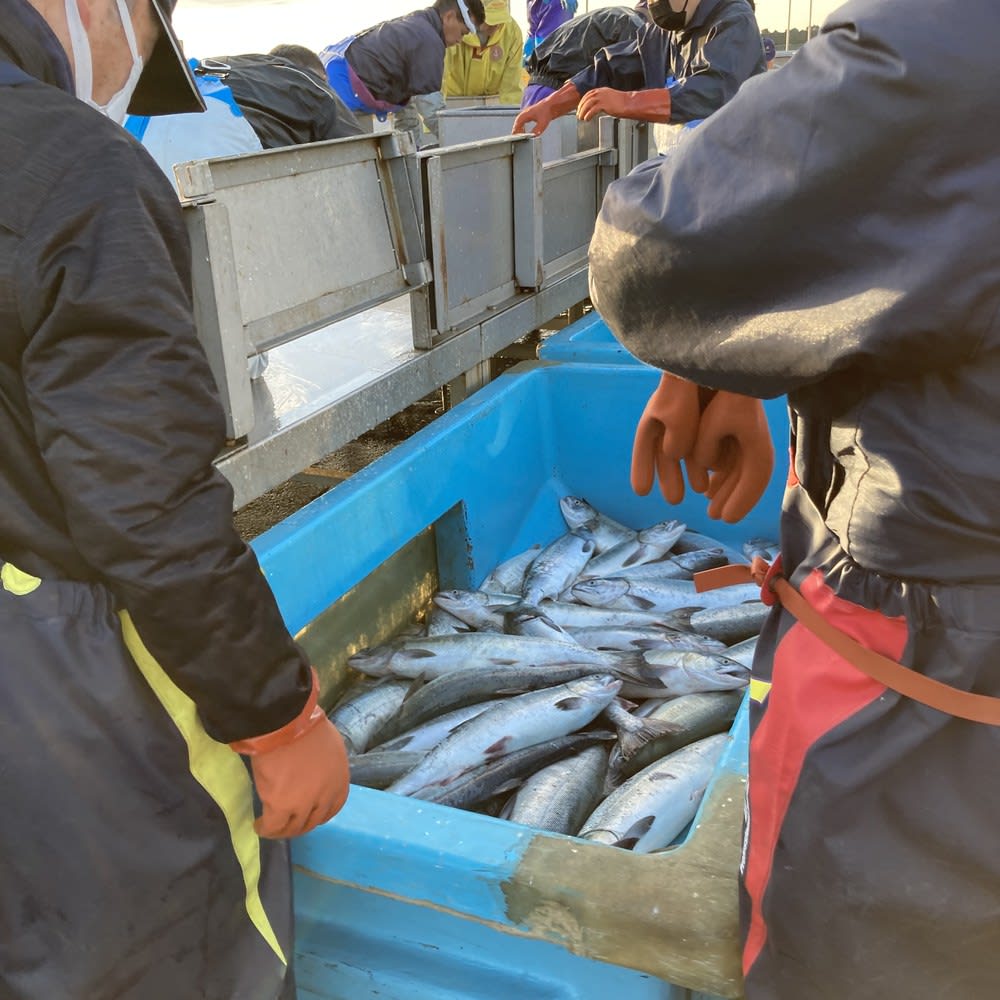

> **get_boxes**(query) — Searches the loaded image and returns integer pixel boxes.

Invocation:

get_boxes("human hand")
[513,100,555,136]
[230,669,351,839]
[578,87,671,123]
[630,373,703,504]
[577,87,631,122]
[686,391,774,523]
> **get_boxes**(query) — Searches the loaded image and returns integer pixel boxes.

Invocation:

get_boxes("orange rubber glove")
[230,669,350,839]
[577,87,672,124]
[686,391,775,523]
[630,373,702,505]
[512,81,581,137]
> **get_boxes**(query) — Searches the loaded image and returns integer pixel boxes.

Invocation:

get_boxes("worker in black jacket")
[589,1,1000,996]
[208,44,362,148]
[0,1,349,997]
[321,0,486,123]
[522,4,648,109]
[514,0,764,134]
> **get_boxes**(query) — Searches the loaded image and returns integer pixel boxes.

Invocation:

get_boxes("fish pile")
[329,496,779,854]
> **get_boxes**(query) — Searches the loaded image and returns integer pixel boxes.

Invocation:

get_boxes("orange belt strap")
[695,559,1000,726]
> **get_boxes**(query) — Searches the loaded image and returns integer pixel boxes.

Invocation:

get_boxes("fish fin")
[495,685,531,696]
[404,677,425,698]
[400,648,437,660]
[497,794,517,820]
[611,836,641,850]
[555,696,586,711]
[617,814,655,846]
[617,719,683,760]
[620,548,648,568]
[630,596,656,610]
[666,607,698,628]
[483,736,512,757]
[491,777,528,796]
[611,650,647,674]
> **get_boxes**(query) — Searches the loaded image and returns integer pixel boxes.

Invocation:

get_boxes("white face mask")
[64,0,144,125]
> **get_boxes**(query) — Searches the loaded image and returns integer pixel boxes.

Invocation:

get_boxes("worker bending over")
[513,0,763,134]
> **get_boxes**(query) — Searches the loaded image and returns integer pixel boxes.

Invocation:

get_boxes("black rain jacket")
[572,0,765,123]
[346,7,449,107]
[0,0,312,743]
[526,7,647,93]
[589,0,1000,584]
[203,53,362,148]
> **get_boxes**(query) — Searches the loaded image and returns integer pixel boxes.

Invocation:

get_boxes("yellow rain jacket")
[443,6,524,106]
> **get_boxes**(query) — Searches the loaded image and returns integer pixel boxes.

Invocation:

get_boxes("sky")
[172,0,842,58]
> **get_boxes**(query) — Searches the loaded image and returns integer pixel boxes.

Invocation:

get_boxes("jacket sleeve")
[571,36,647,96]
[588,5,999,399]
[669,9,765,123]
[16,124,312,744]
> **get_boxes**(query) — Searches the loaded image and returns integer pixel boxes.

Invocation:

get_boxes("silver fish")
[348,632,623,680]
[569,577,761,615]
[507,745,610,835]
[579,733,729,852]
[671,530,746,566]
[688,601,770,645]
[558,496,637,554]
[504,607,578,643]
[537,599,695,632]
[621,650,750,700]
[602,698,682,760]
[373,699,504,753]
[423,731,614,810]
[328,679,411,755]
[522,531,596,606]
[479,545,542,596]
[568,625,727,655]
[432,589,517,632]
[425,604,474,636]
[742,537,780,563]
[600,559,694,583]
[349,750,427,789]
[387,675,622,798]
[724,635,759,669]
[580,520,687,579]
[669,547,730,574]
[609,690,743,783]
[372,663,627,744]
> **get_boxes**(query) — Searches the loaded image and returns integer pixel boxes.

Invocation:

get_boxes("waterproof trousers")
[740,489,1000,998]
[0,564,294,999]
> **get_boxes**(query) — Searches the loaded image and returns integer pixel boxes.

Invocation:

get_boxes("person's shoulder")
[4,84,176,232]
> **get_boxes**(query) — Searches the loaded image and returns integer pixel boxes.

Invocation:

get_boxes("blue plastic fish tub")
[253,358,790,1000]
[538,310,647,365]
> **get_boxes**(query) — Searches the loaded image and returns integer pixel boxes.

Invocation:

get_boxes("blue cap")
[762,36,776,62]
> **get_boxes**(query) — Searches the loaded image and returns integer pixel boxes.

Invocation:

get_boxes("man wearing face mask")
[512,0,764,136]
[0,1,351,997]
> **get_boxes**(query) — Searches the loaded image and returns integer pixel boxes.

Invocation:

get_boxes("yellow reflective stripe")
[1,563,42,595]
[119,611,287,966]
[749,678,772,704]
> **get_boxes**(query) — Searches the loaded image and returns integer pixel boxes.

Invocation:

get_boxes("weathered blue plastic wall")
[253,352,787,1000]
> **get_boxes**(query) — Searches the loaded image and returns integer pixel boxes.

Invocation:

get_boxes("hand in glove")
[686,391,774,523]
[512,82,581,137]
[630,373,703,505]
[577,87,671,124]
[230,669,350,839]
